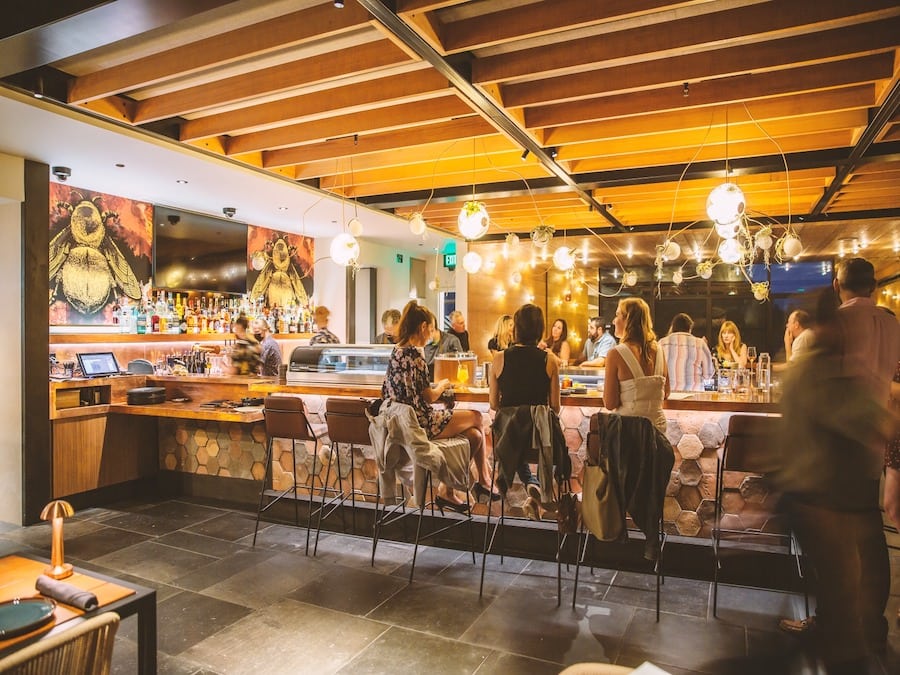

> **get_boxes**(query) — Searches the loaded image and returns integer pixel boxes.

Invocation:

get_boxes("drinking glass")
[456,362,469,385]
[747,346,757,368]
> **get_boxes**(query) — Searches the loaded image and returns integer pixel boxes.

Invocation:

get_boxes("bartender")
[424,324,462,379]
[228,316,261,375]
[252,318,282,376]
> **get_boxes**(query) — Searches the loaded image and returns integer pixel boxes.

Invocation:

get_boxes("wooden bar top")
[108,401,263,423]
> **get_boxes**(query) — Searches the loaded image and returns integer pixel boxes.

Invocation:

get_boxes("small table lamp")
[40,499,75,579]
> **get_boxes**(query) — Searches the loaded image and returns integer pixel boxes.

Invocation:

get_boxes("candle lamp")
[40,499,75,579]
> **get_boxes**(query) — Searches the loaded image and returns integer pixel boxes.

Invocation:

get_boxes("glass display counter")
[286,344,394,385]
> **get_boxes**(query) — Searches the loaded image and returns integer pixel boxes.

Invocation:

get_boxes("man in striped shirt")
[658,313,714,392]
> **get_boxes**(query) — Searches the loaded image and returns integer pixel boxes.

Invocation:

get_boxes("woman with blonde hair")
[487,314,513,357]
[603,297,669,432]
[716,320,748,368]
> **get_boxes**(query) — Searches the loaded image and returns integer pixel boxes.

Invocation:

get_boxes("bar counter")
[49,373,780,540]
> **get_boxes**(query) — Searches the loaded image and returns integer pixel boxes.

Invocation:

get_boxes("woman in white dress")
[603,297,670,433]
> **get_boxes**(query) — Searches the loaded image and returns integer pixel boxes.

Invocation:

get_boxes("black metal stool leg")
[409,471,431,583]
[305,439,318,556]
[292,439,299,529]
[370,479,383,567]
[253,437,275,546]
[313,441,333,556]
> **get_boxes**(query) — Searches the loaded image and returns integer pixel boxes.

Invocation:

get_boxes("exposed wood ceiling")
[3,0,900,278]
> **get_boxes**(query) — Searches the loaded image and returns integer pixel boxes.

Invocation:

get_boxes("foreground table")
[0,555,157,674]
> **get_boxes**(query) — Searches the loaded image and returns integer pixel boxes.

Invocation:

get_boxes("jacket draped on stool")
[589,413,674,560]
[368,400,470,507]
[492,405,570,503]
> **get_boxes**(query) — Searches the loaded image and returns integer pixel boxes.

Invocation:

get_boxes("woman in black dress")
[382,300,495,510]
[489,303,562,519]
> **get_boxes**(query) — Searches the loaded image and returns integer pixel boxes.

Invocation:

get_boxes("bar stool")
[324,397,377,536]
[368,400,476,582]
[712,413,807,616]
[480,404,571,604]
[573,412,671,620]
[253,394,328,555]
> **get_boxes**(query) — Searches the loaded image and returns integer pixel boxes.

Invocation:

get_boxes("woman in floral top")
[381,300,496,509]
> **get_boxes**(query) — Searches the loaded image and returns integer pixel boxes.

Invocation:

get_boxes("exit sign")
[443,253,456,269]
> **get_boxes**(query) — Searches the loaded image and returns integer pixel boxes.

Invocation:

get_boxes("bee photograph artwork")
[49,184,152,325]
[247,226,314,308]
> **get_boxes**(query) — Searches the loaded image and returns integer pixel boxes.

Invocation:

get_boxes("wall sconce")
[41,500,75,579]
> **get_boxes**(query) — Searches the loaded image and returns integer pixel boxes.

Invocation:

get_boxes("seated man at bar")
[579,316,616,367]
[251,318,281,376]
[374,308,401,344]
[658,313,714,391]
[447,310,470,351]
[784,309,814,363]
[424,323,462,380]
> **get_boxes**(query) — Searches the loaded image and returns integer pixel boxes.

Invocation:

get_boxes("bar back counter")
[48,339,782,551]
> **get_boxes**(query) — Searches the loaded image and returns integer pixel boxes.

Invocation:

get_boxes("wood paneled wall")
[465,242,590,364]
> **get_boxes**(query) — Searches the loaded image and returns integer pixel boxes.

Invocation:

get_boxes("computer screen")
[76,352,121,378]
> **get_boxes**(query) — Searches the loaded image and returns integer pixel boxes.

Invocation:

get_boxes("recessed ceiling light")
[115,163,125,168]
[176,179,188,184]
[278,206,288,211]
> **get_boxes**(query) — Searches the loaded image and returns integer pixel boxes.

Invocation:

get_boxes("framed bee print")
[247,226,314,308]
[49,183,153,326]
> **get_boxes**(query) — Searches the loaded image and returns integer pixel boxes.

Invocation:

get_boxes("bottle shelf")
[50,333,312,344]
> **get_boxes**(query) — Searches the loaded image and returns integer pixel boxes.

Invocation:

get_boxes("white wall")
[0,154,24,524]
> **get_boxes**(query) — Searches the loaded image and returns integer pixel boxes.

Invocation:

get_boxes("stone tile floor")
[0,498,897,675]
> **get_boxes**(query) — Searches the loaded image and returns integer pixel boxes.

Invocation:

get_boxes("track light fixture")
[520,149,530,161]
[333,0,344,7]
[548,147,558,160]
[682,82,690,97]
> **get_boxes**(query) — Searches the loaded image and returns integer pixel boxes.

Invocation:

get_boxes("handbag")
[581,459,623,542]
[582,415,623,541]
[556,478,579,534]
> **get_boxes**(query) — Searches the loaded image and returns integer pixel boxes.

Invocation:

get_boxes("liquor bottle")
[136,304,148,334]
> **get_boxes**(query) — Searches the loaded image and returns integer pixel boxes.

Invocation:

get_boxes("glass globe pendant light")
[409,212,426,236]
[458,201,489,240]
[462,250,483,274]
[552,245,575,271]
[706,182,745,227]
[330,232,360,266]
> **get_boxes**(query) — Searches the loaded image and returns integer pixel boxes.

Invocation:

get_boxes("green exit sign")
[443,253,456,269]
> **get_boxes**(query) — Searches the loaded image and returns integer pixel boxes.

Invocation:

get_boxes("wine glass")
[747,346,757,369]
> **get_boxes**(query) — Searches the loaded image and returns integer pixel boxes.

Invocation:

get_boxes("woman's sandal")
[472,482,501,503]
[435,495,470,515]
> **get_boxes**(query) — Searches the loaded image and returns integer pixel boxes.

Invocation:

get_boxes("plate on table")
[0,598,56,638]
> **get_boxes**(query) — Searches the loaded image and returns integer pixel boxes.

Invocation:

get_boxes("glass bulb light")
[458,201,489,240]
[714,220,742,239]
[552,245,575,271]
[706,182,746,226]
[717,238,745,264]
[624,271,638,287]
[661,240,681,261]
[347,217,363,237]
[330,232,360,266]
[462,251,483,274]
[409,213,426,236]
[505,232,519,249]
[697,261,714,279]
[782,234,802,258]
[672,269,683,285]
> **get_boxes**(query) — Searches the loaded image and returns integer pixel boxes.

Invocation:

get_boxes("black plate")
[0,598,56,638]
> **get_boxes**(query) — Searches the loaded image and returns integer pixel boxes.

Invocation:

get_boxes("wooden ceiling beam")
[133,40,412,124]
[440,0,690,54]
[560,109,869,162]
[544,85,876,146]
[290,133,519,180]
[67,2,374,104]
[526,53,895,129]
[263,116,494,168]
[396,0,468,12]
[502,19,899,108]
[179,68,450,141]
[228,95,473,155]
[571,130,854,173]
[472,0,900,84]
